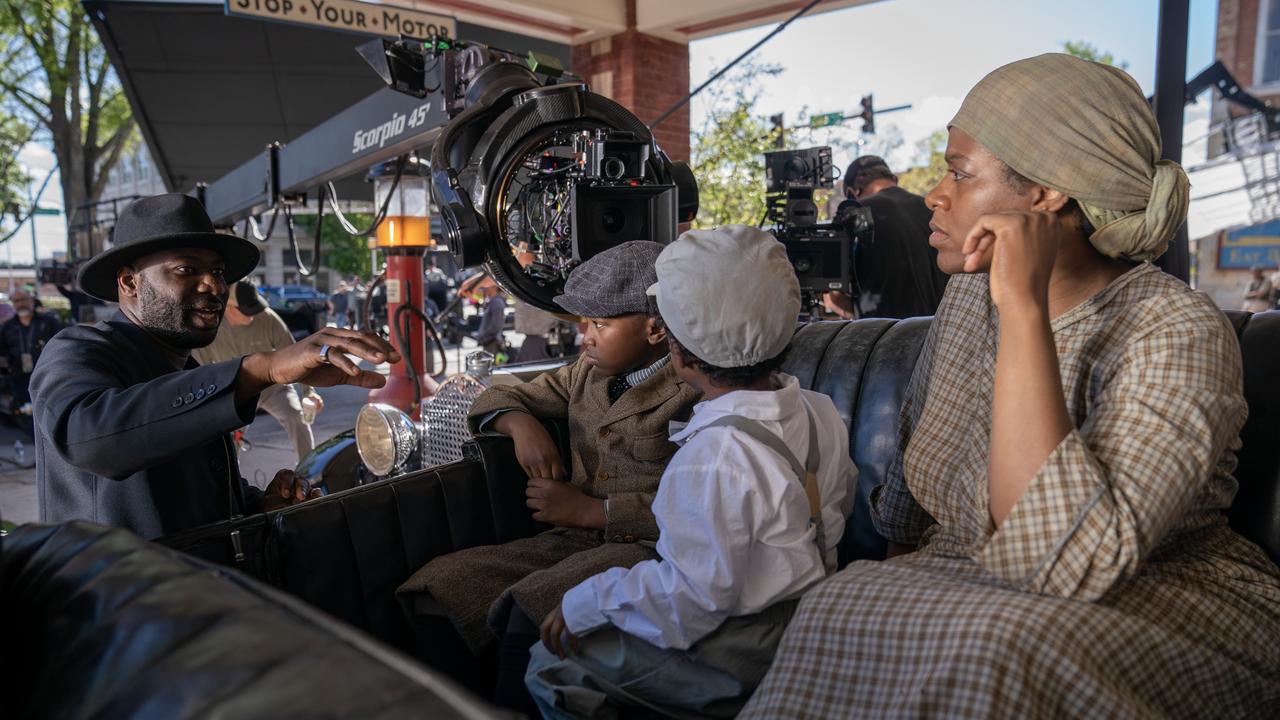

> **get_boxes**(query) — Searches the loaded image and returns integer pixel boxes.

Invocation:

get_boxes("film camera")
[568,130,682,264]
[363,35,697,312]
[763,147,873,311]
[37,262,77,287]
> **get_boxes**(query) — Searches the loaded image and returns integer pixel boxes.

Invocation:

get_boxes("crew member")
[328,281,350,328]
[31,194,398,539]
[826,155,949,319]
[462,273,507,357]
[0,288,63,430]
[1242,266,1274,313]
[57,278,104,324]
[193,281,324,462]
[425,257,450,317]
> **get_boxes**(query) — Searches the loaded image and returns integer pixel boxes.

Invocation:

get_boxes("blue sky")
[690,0,1217,170]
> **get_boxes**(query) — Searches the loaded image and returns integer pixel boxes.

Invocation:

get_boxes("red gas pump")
[364,160,439,417]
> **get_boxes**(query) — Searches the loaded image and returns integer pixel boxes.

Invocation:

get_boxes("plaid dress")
[742,264,1280,718]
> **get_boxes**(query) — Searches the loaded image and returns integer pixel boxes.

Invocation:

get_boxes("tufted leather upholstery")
[776,313,1280,565]
[778,318,933,565]
[158,312,1280,659]
[0,521,512,719]
[1226,311,1280,562]
[158,420,569,654]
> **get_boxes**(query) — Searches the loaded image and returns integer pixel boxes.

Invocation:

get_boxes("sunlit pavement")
[0,332,526,527]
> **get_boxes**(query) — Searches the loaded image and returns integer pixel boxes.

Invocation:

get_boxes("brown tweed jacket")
[469,355,699,541]
[397,355,700,651]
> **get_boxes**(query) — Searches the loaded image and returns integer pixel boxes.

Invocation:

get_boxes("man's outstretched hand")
[261,469,322,512]
[237,328,400,404]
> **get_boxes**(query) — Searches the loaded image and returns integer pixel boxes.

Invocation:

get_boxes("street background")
[0,336,495,529]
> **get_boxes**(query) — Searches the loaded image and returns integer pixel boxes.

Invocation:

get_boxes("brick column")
[571,6,690,162]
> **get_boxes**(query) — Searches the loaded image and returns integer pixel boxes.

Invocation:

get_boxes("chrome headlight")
[355,403,420,476]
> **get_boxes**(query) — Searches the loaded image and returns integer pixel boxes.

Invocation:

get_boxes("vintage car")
[5,312,1279,718]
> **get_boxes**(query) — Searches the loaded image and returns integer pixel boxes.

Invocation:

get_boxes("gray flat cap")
[554,240,664,317]
[647,225,800,368]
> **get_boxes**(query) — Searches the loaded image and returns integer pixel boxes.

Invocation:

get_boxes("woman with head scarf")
[742,54,1280,718]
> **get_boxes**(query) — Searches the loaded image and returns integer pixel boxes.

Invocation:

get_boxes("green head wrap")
[949,53,1190,262]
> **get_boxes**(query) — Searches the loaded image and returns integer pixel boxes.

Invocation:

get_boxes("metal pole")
[27,169,38,294]
[870,103,912,115]
[1153,0,1191,282]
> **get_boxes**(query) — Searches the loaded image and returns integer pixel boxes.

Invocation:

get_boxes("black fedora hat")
[77,193,261,301]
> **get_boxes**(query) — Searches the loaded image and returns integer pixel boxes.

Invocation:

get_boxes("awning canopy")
[85,0,571,198]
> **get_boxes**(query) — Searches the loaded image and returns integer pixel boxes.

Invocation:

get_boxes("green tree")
[0,0,136,254]
[898,130,948,196]
[689,57,916,226]
[291,213,375,279]
[1061,40,1129,69]
[0,114,32,236]
[689,59,784,228]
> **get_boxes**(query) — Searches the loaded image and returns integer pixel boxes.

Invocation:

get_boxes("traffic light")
[770,113,785,148]
[859,94,874,134]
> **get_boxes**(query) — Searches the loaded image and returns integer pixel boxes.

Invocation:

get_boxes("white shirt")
[561,373,857,650]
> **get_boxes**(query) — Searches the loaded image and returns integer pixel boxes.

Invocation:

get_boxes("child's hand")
[499,413,567,481]
[541,604,579,659]
[526,478,606,529]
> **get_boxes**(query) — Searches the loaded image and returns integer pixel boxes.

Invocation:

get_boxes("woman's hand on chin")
[962,211,1065,311]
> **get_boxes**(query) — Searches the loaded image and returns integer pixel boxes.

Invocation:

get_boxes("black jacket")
[854,186,950,319]
[0,311,63,395]
[31,312,263,539]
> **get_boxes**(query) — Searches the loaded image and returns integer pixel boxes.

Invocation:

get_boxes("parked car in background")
[260,284,328,340]
[261,284,328,311]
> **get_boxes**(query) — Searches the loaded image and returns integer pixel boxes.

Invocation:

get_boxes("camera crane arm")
[195,38,697,418]
[200,86,446,225]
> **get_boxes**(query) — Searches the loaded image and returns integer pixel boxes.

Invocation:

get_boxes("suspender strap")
[699,410,827,570]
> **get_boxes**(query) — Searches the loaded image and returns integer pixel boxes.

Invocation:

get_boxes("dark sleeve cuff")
[603,492,660,542]
[202,358,260,430]
[242,480,265,514]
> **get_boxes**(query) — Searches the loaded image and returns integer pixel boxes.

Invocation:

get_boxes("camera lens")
[603,157,627,180]
[785,157,810,182]
[794,257,814,273]
[602,207,626,234]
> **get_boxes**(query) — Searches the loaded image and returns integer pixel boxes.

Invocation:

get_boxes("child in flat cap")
[397,240,700,714]
[525,225,857,719]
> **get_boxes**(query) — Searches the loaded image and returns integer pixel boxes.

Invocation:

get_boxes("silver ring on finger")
[318,344,333,364]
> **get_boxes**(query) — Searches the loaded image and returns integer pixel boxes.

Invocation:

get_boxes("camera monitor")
[780,235,850,295]
[570,183,678,263]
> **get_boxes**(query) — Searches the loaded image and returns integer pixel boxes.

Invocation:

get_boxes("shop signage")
[225,0,455,40]
[1220,218,1280,269]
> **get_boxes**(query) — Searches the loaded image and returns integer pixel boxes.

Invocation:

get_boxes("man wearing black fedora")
[30,194,400,539]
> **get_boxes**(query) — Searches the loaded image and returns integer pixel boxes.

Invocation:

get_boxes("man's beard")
[136,282,223,349]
